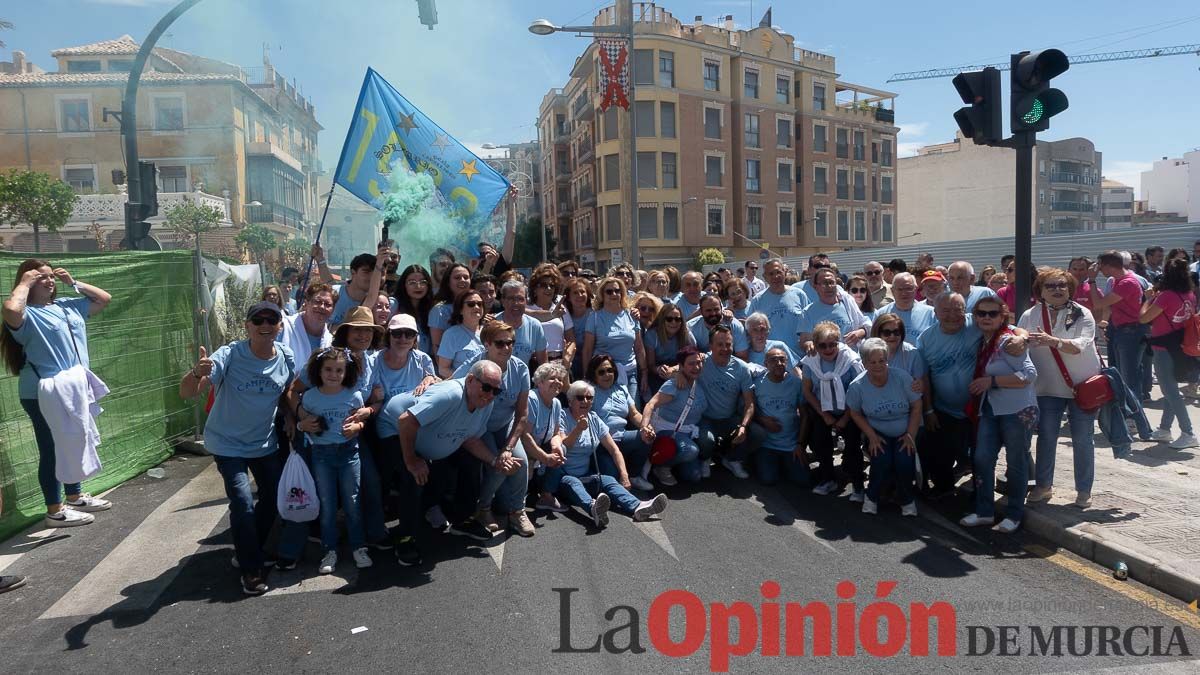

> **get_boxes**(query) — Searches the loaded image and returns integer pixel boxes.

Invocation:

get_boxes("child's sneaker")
[352,547,373,569]
[318,550,337,574]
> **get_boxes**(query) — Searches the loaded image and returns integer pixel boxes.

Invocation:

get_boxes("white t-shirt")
[530,303,565,353]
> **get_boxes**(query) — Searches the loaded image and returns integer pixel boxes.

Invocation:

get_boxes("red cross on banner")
[597,38,630,112]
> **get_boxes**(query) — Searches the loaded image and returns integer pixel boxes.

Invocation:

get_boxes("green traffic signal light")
[1022,98,1044,124]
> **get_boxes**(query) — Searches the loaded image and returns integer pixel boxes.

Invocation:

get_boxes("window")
[663,206,679,239]
[836,210,850,240]
[605,204,622,241]
[776,76,790,104]
[704,107,721,139]
[64,167,95,193]
[881,175,893,204]
[836,169,849,199]
[814,124,827,152]
[639,206,658,239]
[853,131,865,161]
[636,152,657,188]
[1039,160,1046,176]
[746,206,762,239]
[744,113,760,148]
[658,51,675,87]
[707,205,725,235]
[776,118,792,148]
[881,139,893,167]
[746,159,761,193]
[813,83,826,111]
[779,208,793,236]
[744,70,759,98]
[634,49,654,85]
[1038,189,1045,205]
[854,211,866,240]
[882,213,894,242]
[635,101,655,137]
[154,95,184,132]
[158,165,188,192]
[604,154,620,191]
[108,59,134,72]
[603,106,618,141]
[814,209,829,237]
[836,128,848,158]
[660,102,676,138]
[777,162,792,192]
[853,171,865,201]
[872,142,879,164]
[66,60,101,73]
[814,166,828,194]
[662,152,677,189]
[704,61,720,91]
[705,156,723,187]
[872,212,879,241]
[59,98,91,132]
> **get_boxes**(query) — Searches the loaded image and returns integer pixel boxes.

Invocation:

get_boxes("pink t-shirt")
[1108,273,1144,326]
[996,285,1016,313]
[1150,290,1196,350]
[1074,280,1092,309]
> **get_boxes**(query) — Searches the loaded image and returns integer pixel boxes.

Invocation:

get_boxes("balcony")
[1050,201,1094,213]
[875,107,895,123]
[1048,172,1095,186]
[247,140,303,173]
[572,92,594,121]
[555,171,571,185]
[577,187,596,208]
[69,191,232,224]
[1050,220,1084,233]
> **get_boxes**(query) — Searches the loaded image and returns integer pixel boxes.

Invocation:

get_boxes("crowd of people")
[1,238,1196,597]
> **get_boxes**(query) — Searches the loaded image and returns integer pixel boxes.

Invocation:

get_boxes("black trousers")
[922,411,972,492]
[809,411,864,489]
[381,435,482,537]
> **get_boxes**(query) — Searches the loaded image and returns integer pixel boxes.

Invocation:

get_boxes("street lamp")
[529,0,639,268]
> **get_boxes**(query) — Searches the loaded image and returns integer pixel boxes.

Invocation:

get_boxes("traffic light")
[415,0,437,30]
[1010,49,1069,133]
[951,67,1002,146]
[122,161,160,250]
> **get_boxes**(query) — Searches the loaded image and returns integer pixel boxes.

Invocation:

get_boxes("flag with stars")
[333,68,510,252]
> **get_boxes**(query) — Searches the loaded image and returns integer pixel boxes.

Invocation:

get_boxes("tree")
[164,197,223,249]
[0,169,79,238]
[694,247,725,270]
[234,223,277,264]
[279,237,312,278]
[511,216,554,267]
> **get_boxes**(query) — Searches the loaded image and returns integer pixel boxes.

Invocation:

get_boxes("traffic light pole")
[1013,130,1035,318]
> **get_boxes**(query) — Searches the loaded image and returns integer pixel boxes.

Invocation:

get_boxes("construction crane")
[888,43,1200,82]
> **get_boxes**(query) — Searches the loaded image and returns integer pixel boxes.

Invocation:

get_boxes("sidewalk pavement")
[995,389,1200,603]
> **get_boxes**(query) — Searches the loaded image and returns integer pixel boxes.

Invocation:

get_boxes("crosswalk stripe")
[39,463,228,620]
[265,568,355,596]
[631,519,678,560]
[485,534,506,571]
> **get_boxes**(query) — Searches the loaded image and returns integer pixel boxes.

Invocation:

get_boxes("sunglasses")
[1005,267,1016,273]
[390,329,418,339]
[974,309,1002,318]
[816,341,839,350]
[479,382,505,396]
[1043,282,1068,291]
[250,315,281,326]
[849,287,868,294]
[464,300,484,308]
[574,394,595,402]
[491,339,515,348]
[865,269,882,276]
[880,328,903,337]
[538,282,556,290]
[604,288,623,296]
[664,316,682,323]
[595,368,615,376]
[562,270,578,277]
[748,266,758,270]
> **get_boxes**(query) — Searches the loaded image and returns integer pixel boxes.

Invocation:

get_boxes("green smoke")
[380,165,466,270]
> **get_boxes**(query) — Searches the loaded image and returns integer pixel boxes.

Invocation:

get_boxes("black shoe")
[0,575,27,594]
[447,519,494,542]
[241,574,268,596]
[395,537,423,566]
[275,558,298,571]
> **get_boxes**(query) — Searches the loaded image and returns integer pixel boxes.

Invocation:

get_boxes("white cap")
[387,314,418,332]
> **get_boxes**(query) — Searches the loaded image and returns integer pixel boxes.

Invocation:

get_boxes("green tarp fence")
[0,250,199,541]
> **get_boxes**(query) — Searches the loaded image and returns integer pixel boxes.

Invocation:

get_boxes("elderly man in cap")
[920,270,947,307]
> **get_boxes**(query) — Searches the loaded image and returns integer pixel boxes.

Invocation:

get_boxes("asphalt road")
[1,452,1198,673]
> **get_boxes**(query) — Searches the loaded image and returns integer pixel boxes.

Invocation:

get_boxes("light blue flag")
[333,68,510,253]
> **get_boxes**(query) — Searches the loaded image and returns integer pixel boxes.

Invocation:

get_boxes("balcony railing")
[69,191,232,224]
[572,93,593,120]
[1048,172,1095,186]
[1050,201,1094,213]
[578,188,596,207]
[875,107,895,123]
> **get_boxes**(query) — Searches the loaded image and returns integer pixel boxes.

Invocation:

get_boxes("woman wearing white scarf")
[801,322,866,499]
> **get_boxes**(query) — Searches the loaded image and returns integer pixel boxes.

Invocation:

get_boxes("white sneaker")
[901,502,918,517]
[861,497,878,514]
[65,493,112,512]
[721,459,749,479]
[959,513,994,527]
[1170,433,1199,449]
[633,494,668,522]
[589,493,610,528]
[352,547,373,569]
[699,461,712,479]
[848,489,865,503]
[812,480,838,496]
[653,466,678,487]
[992,518,1020,534]
[629,476,654,491]
[318,550,337,574]
[44,508,94,528]
[1150,428,1174,442]
[425,505,448,530]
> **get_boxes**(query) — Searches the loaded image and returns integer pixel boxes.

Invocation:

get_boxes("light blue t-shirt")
[962,286,999,313]
[558,409,610,476]
[9,296,91,399]
[204,341,296,458]
[798,299,862,338]
[672,293,703,319]
[873,301,936,346]
[747,287,807,346]
[801,353,865,415]
[747,340,799,369]
[687,316,750,353]
[917,324,982,418]
[376,391,414,439]
[300,386,364,446]
[406,379,493,460]
[375,349,435,401]
[654,378,707,428]
[437,324,483,370]
[526,393,562,447]
[697,355,754,420]
[727,302,751,321]
[493,313,546,366]
[886,341,928,380]
[328,284,395,327]
[593,383,632,435]
[585,308,638,367]
[846,367,921,438]
[643,329,687,363]
[429,302,453,331]
[752,372,805,452]
[297,349,378,402]
[453,353,531,432]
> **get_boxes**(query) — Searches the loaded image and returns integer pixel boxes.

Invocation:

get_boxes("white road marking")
[631,519,678,560]
[485,534,506,571]
[265,568,356,596]
[745,492,839,554]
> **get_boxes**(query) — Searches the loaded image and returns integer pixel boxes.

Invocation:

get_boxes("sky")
[4,0,1199,199]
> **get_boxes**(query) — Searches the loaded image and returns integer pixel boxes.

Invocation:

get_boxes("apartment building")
[1100,179,1134,229]
[538,3,898,269]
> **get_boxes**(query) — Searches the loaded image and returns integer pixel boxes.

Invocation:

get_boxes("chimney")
[724,14,734,31]
[694,15,703,28]
[12,51,25,73]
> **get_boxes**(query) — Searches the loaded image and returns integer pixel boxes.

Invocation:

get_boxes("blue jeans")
[655,431,702,482]
[478,426,530,513]
[1153,349,1194,435]
[20,398,82,506]
[544,466,642,514]
[867,435,916,506]
[213,452,283,573]
[311,441,364,551]
[1035,395,1095,494]
[1109,323,1148,404]
[612,430,649,477]
[698,416,764,463]
[974,401,1032,522]
[753,446,812,487]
